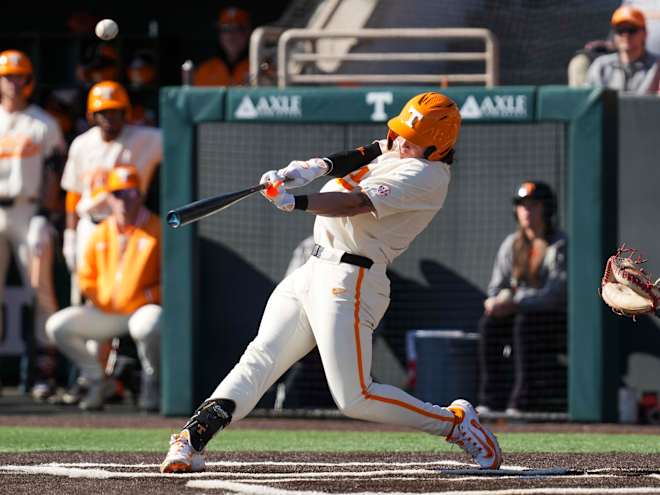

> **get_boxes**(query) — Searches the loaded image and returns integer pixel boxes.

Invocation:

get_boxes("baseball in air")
[95,19,119,40]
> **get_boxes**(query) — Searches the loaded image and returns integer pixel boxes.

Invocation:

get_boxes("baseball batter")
[0,50,65,344]
[161,92,503,473]
[60,81,161,296]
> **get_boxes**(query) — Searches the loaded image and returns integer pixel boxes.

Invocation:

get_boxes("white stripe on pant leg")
[128,304,161,377]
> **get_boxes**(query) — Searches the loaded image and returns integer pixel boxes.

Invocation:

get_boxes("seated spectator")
[194,6,252,86]
[46,165,161,412]
[568,38,615,87]
[622,1,660,56]
[477,181,567,415]
[585,5,660,93]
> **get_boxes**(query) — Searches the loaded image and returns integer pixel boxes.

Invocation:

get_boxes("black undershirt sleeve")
[323,142,382,178]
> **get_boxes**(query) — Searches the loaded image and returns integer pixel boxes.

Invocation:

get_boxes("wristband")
[294,195,309,211]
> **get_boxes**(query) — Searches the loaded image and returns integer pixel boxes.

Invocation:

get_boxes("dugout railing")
[160,86,618,421]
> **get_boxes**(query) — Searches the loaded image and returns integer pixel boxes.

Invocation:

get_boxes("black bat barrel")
[167,183,267,229]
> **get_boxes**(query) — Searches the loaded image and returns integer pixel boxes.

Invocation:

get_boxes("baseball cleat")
[446,399,503,469]
[160,429,205,473]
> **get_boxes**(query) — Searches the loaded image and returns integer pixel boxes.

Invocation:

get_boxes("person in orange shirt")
[46,165,161,412]
[194,7,252,86]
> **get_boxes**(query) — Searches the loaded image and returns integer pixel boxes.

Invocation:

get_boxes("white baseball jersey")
[314,146,451,264]
[209,143,458,438]
[61,124,162,216]
[0,104,64,198]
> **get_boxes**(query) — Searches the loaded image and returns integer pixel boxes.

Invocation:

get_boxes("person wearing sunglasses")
[585,5,660,93]
[193,7,252,86]
[46,165,162,412]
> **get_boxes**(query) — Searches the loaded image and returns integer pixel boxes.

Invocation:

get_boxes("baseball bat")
[167,183,268,229]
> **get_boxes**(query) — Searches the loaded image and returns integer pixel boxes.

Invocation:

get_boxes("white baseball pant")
[0,201,58,346]
[209,252,456,437]
[46,303,161,381]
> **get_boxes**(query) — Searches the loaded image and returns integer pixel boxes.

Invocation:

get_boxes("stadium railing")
[249,27,499,88]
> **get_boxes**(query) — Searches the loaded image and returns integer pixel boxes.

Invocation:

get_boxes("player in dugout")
[46,165,161,412]
[0,50,66,395]
[61,81,161,296]
[55,81,161,405]
[160,92,503,473]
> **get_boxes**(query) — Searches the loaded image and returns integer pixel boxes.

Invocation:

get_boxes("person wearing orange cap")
[161,92,503,474]
[0,49,66,395]
[623,1,660,56]
[193,6,252,86]
[586,5,660,93]
[46,165,161,412]
[60,81,161,301]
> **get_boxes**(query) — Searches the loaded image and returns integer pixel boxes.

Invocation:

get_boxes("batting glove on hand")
[260,170,295,212]
[63,228,77,272]
[260,170,285,191]
[277,158,329,189]
[26,215,50,257]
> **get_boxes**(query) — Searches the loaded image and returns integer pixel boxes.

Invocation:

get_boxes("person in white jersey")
[60,80,161,299]
[160,92,503,473]
[0,50,65,352]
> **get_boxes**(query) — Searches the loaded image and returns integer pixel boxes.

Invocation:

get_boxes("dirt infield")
[2,391,660,494]
[2,451,660,494]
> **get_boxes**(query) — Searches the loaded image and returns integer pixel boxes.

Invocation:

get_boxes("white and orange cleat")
[446,399,503,469]
[160,429,206,473]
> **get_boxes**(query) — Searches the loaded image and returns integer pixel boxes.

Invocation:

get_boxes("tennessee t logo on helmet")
[86,81,131,119]
[403,107,424,129]
[518,182,536,198]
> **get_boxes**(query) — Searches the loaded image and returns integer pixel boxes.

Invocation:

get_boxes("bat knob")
[167,210,182,229]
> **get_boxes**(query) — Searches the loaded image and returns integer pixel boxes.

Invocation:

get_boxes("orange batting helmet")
[387,92,461,161]
[107,164,141,192]
[87,80,131,117]
[0,50,35,97]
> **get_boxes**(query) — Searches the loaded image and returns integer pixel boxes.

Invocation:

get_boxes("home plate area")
[2,452,660,494]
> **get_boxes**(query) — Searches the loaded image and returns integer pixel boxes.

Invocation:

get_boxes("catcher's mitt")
[600,245,660,319]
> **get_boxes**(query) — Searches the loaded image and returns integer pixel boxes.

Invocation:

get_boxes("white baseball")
[95,19,119,41]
